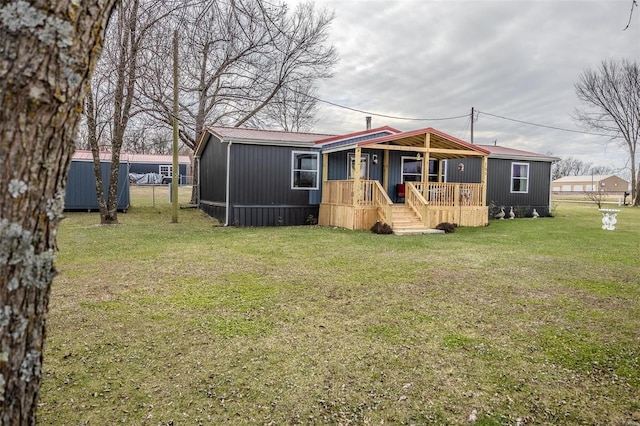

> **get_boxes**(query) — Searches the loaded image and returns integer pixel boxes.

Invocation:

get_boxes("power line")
[476,110,615,138]
[310,95,469,121]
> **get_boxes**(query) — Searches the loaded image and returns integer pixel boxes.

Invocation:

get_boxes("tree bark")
[0,1,117,423]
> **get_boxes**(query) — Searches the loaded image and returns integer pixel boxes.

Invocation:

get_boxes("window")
[401,156,423,183]
[347,153,369,179]
[292,151,319,189]
[511,162,529,193]
[427,159,440,182]
[159,165,172,177]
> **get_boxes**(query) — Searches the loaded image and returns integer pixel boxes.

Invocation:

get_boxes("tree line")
[551,156,618,181]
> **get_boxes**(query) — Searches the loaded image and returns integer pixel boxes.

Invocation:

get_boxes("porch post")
[423,133,431,189]
[481,155,488,205]
[383,150,389,193]
[353,147,362,207]
[322,153,328,203]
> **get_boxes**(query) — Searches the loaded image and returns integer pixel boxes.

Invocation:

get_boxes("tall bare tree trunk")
[0,1,117,423]
[85,87,110,220]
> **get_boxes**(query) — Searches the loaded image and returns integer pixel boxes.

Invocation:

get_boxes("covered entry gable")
[356,127,490,159]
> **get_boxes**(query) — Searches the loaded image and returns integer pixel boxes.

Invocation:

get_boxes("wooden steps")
[390,205,444,235]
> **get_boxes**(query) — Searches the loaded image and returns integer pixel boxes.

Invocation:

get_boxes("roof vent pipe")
[366,116,371,130]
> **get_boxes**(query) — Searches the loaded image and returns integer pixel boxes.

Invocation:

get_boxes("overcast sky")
[300,0,640,174]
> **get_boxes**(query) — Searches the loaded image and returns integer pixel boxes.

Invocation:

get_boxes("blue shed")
[65,151,130,211]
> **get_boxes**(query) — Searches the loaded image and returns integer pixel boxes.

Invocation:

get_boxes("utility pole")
[470,107,474,144]
[171,29,179,223]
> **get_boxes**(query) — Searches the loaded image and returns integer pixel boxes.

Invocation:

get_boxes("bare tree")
[261,84,320,132]
[139,0,337,201]
[0,1,117,422]
[584,187,607,209]
[574,59,640,206]
[86,0,182,224]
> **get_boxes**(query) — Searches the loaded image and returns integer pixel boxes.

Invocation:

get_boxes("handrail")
[406,182,428,224]
[372,180,393,224]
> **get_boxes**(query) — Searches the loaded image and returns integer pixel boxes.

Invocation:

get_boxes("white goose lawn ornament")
[508,207,515,219]
[532,208,540,218]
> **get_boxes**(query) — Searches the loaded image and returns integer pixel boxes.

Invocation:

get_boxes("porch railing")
[413,182,484,207]
[324,181,484,208]
[322,180,393,223]
[322,180,354,205]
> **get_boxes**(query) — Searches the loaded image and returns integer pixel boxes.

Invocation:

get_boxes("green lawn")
[39,195,640,425]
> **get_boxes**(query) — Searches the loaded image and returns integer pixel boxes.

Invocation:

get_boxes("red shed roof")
[73,150,191,164]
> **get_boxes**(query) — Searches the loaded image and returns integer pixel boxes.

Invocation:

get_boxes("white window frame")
[510,162,529,193]
[347,153,370,180]
[291,151,319,190]
[427,158,441,182]
[401,156,423,183]
[159,164,172,177]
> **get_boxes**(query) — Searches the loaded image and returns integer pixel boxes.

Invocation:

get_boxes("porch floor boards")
[391,204,444,235]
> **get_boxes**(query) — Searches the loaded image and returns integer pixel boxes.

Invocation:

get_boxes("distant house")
[124,152,191,184]
[196,126,559,231]
[552,175,629,195]
[447,145,559,218]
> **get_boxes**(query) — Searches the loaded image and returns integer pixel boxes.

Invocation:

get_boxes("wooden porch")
[316,127,490,232]
[319,180,488,231]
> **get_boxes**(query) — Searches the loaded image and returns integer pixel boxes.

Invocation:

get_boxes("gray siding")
[486,159,552,217]
[199,137,321,226]
[199,134,229,224]
[229,144,314,205]
[199,135,228,203]
[231,205,319,227]
[446,158,483,183]
[446,158,553,217]
[228,144,319,226]
[65,160,130,211]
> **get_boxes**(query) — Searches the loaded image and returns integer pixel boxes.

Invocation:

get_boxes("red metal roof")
[476,145,558,161]
[315,126,401,145]
[205,126,333,143]
[73,150,191,164]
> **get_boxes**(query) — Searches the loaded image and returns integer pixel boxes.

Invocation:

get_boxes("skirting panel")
[199,202,226,224]
[231,205,319,227]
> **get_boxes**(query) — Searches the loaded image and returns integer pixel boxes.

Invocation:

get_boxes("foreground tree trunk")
[0,1,117,423]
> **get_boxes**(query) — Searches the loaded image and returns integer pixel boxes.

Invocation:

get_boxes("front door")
[348,153,370,180]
